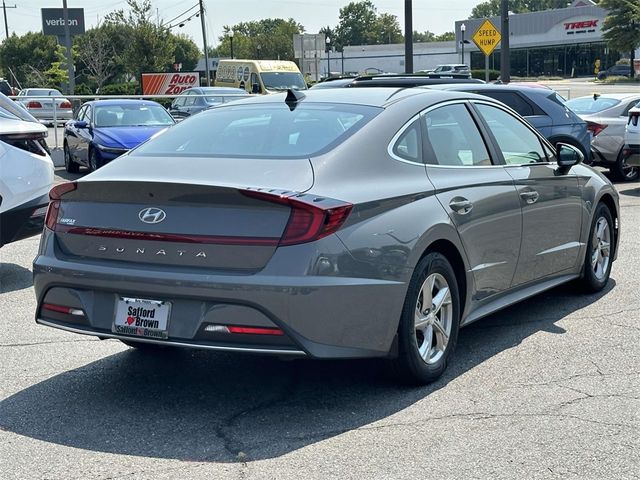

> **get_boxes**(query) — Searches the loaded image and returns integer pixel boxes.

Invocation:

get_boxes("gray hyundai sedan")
[34,88,620,384]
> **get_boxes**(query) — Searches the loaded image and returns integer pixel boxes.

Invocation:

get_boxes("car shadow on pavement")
[0,280,616,463]
[0,263,33,294]
[54,168,85,182]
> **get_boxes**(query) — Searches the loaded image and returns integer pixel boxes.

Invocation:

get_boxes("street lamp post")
[325,36,331,78]
[229,30,234,59]
[460,23,466,65]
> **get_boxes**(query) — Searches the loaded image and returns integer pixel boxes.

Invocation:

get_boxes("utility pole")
[62,0,74,94]
[500,0,510,83]
[2,1,16,40]
[404,0,413,73]
[199,0,210,86]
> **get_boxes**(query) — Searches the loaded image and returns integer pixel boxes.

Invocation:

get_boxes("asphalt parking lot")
[0,167,638,479]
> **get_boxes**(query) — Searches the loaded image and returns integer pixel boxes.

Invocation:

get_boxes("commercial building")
[314,0,638,78]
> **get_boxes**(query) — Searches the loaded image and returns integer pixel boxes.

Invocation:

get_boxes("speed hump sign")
[472,19,502,56]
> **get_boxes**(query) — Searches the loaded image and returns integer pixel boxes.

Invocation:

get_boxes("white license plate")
[112,297,171,339]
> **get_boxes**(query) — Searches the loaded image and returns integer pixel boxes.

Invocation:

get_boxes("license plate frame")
[112,297,171,340]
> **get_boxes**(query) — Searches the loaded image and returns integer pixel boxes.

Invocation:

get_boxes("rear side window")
[392,120,421,162]
[423,103,492,167]
[133,103,380,159]
[478,91,535,117]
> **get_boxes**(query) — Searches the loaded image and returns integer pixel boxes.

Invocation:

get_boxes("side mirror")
[252,83,261,94]
[74,120,88,129]
[556,142,583,167]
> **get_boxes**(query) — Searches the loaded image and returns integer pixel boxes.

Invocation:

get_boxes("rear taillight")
[243,190,352,246]
[45,182,77,230]
[586,121,607,137]
[27,101,42,108]
[60,101,72,109]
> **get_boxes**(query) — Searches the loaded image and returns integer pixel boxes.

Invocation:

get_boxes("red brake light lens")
[45,182,77,230]
[60,101,72,109]
[586,121,607,137]
[27,101,42,108]
[243,190,352,246]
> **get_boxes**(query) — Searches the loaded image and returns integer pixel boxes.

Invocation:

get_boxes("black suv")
[597,65,631,80]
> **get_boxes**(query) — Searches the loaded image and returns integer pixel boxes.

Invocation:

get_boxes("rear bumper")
[30,109,73,122]
[0,193,48,246]
[33,233,408,359]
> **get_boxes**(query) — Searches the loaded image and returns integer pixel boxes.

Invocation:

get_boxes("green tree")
[105,0,175,78]
[43,45,72,87]
[469,0,585,18]
[334,0,379,47]
[376,13,403,44]
[170,34,201,71]
[0,32,58,87]
[217,18,304,61]
[413,30,436,42]
[434,32,455,41]
[74,26,117,92]
[600,0,640,78]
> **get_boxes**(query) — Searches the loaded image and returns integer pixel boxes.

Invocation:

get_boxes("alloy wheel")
[414,273,453,365]
[591,217,611,281]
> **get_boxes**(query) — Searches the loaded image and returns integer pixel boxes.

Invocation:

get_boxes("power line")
[162,3,198,28]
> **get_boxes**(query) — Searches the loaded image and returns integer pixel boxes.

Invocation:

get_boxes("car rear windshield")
[566,97,621,114]
[132,102,380,159]
[28,89,62,96]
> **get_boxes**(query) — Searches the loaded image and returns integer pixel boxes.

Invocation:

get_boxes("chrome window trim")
[387,113,424,166]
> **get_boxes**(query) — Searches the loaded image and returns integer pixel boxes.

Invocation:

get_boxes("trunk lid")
[53,158,315,271]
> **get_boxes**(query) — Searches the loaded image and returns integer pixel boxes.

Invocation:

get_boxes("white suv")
[624,103,640,167]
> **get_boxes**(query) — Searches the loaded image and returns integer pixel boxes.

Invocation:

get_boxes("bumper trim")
[36,318,308,356]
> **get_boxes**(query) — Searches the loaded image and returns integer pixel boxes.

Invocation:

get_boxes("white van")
[0,93,54,247]
[215,59,307,94]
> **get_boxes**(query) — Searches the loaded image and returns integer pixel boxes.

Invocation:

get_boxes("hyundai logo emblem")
[138,207,167,224]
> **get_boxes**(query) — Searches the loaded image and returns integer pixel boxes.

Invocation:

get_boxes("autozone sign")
[141,72,199,95]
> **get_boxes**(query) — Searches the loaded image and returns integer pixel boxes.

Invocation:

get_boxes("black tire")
[89,148,102,172]
[391,252,461,385]
[579,203,614,293]
[611,149,639,182]
[120,339,168,351]
[63,141,79,173]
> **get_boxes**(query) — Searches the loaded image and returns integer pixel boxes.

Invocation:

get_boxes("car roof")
[185,87,246,94]
[85,99,163,107]
[427,83,551,96]
[569,93,640,101]
[214,87,487,109]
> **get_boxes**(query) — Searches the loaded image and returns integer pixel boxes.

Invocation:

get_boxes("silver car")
[566,93,640,181]
[15,88,73,124]
[33,88,620,384]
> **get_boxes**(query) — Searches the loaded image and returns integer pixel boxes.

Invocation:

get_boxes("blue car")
[428,83,592,162]
[63,99,175,172]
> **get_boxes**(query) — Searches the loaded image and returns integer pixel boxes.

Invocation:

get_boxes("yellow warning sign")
[472,19,502,56]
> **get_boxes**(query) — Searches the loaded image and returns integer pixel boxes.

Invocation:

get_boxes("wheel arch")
[419,238,469,319]
[596,192,619,259]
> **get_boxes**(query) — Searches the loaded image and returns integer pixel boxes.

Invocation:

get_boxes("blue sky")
[12,1,479,50]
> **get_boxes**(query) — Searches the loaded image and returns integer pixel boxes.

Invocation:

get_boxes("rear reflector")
[204,324,285,336]
[42,303,84,316]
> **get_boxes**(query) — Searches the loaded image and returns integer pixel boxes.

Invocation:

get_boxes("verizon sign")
[41,8,85,36]
[141,72,200,95]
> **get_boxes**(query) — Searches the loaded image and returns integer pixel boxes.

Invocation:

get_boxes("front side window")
[184,92,197,107]
[475,103,547,165]
[132,103,380,159]
[75,105,87,121]
[423,103,492,167]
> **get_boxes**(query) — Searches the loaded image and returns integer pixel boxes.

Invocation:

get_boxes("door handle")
[449,198,473,215]
[520,190,539,204]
